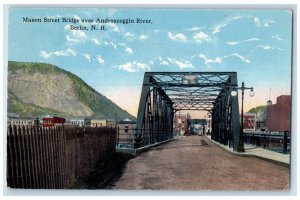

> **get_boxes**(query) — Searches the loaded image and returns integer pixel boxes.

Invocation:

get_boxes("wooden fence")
[6,125,116,189]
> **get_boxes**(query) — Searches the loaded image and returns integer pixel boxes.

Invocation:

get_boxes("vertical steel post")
[238,82,245,152]
[283,131,288,154]
[229,75,241,152]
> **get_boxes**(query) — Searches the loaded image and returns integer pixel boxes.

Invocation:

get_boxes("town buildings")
[117,118,136,148]
[42,116,65,127]
[91,118,116,127]
[8,117,38,126]
[174,113,191,136]
[189,119,207,135]
[266,95,291,132]
[243,113,256,131]
[69,118,91,127]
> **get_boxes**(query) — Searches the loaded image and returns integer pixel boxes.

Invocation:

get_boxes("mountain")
[247,105,266,121]
[8,61,136,121]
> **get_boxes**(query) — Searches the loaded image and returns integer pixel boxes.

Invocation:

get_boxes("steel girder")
[136,72,241,151]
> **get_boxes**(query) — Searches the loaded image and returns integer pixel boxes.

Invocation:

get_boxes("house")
[174,113,191,136]
[117,118,136,148]
[91,119,116,127]
[42,116,65,127]
[69,118,91,127]
[8,117,38,126]
[243,113,256,131]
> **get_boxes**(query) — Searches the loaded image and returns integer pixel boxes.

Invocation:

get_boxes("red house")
[243,113,256,131]
[42,116,65,127]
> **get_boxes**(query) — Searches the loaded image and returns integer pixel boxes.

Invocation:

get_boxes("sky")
[8,8,292,118]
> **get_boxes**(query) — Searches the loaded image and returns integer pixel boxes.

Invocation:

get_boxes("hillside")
[247,105,266,121]
[7,61,135,121]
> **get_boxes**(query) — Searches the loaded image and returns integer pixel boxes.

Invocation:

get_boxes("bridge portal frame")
[135,72,242,152]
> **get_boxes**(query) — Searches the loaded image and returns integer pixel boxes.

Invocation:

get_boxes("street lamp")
[231,81,255,152]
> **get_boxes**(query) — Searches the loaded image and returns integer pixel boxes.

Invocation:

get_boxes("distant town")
[8,94,291,138]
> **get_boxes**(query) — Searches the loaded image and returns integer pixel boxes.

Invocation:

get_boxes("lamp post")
[231,82,255,152]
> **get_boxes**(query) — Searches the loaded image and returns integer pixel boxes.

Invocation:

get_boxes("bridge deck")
[110,135,289,190]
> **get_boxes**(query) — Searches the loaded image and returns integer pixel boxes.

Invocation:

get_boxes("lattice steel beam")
[135,72,241,151]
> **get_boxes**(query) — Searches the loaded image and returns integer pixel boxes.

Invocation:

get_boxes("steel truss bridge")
[131,72,243,152]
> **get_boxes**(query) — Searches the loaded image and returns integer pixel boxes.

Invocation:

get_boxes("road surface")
[110,135,289,190]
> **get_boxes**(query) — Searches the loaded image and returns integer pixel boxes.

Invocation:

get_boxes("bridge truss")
[134,72,242,152]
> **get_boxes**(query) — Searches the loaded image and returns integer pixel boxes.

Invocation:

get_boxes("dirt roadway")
[110,136,289,190]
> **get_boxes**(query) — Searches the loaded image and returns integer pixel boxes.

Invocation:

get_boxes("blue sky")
[8,8,292,117]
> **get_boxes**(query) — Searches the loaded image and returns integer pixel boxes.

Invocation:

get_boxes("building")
[189,119,207,135]
[42,116,65,127]
[243,113,256,131]
[256,120,266,131]
[174,113,191,136]
[91,119,116,128]
[8,117,38,126]
[206,113,212,134]
[117,118,136,148]
[69,118,91,127]
[266,95,291,132]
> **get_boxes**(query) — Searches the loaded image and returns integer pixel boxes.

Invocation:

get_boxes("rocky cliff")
[8,61,135,120]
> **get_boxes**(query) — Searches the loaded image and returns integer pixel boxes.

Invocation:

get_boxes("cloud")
[272,35,282,41]
[230,53,251,63]
[254,17,260,26]
[154,29,159,33]
[125,47,133,54]
[252,16,275,27]
[118,43,133,54]
[263,20,275,27]
[95,55,105,64]
[104,41,117,49]
[40,49,77,59]
[149,60,154,65]
[256,45,272,50]
[212,24,226,35]
[226,38,261,46]
[246,38,261,41]
[73,15,81,21]
[166,57,193,69]
[53,49,77,56]
[107,23,120,32]
[64,24,86,43]
[139,35,149,41]
[115,61,150,72]
[82,53,91,62]
[167,32,187,42]
[226,41,240,46]
[212,16,243,35]
[185,26,206,31]
[160,61,169,66]
[64,24,86,38]
[193,31,211,43]
[66,35,80,43]
[199,54,223,65]
[40,51,51,59]
[125,32,134,37]
[92,38,101,45]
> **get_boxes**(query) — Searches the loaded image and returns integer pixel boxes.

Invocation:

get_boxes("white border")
[1,1,298,199]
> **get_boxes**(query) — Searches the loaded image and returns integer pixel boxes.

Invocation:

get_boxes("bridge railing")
[116,128,174,149]
[244,131,291,154]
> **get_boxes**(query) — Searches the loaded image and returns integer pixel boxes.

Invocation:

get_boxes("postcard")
[5,6,293,192]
